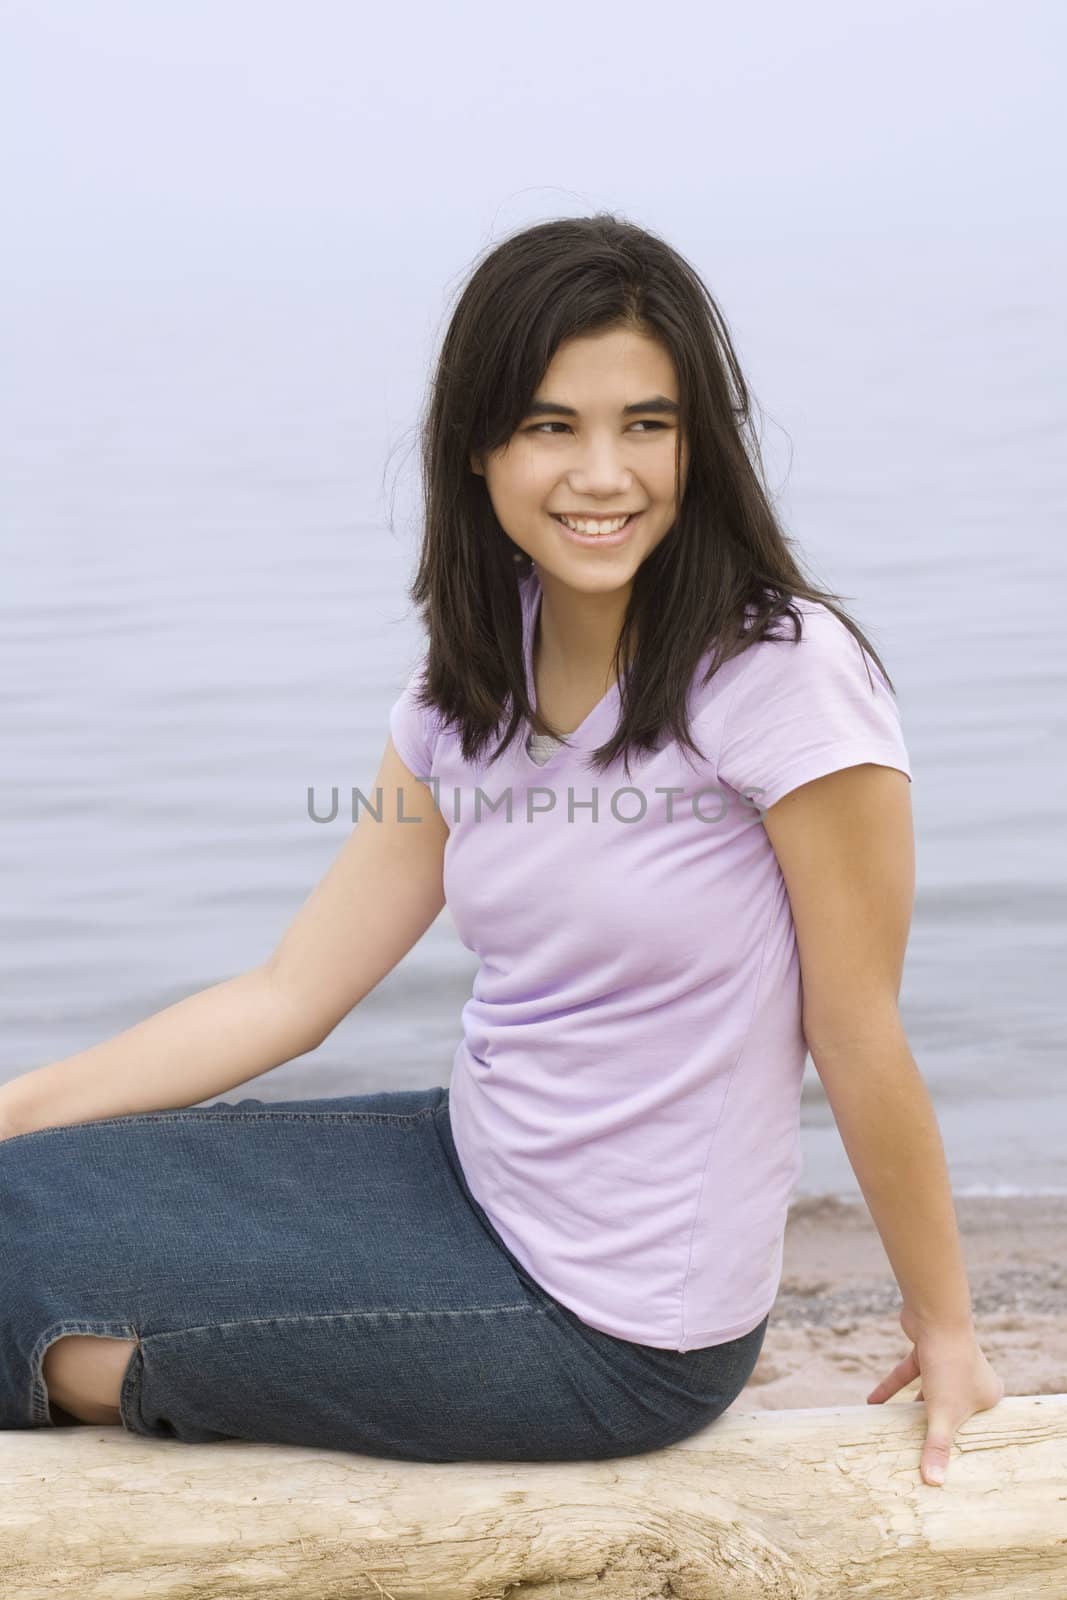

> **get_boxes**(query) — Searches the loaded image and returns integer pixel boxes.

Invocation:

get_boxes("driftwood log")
[1,1394,1064,1597]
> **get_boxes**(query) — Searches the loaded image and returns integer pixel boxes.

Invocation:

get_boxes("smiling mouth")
[551,513,639,536]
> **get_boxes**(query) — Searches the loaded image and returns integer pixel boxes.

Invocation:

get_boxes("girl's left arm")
[763,763,1004,1486]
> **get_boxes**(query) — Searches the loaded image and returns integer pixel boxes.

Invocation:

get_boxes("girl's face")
[471,325,689,596]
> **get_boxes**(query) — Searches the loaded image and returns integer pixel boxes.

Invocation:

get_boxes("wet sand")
[736,1194,1067,1409]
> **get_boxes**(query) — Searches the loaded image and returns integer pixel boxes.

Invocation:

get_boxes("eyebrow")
[523,394,680,419]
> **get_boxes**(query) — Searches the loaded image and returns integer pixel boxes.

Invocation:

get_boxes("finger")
[922,1419,954,1486]
[867,1350,919,1403]
[868,1353,917,1397]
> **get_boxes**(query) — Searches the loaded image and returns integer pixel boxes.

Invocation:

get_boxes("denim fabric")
[0,1084,769,1461]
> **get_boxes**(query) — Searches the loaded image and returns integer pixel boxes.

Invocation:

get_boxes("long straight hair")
[402,212,896,779]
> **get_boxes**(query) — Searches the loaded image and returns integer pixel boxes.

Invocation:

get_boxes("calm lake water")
[2,234,1064,1196]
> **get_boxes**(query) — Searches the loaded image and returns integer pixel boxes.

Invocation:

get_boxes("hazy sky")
[2,0,1062,295]
[3,0,1062,498]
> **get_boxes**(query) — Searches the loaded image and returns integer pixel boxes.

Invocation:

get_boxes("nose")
[565,435,635,498]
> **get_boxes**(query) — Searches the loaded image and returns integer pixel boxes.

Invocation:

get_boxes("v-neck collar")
[519,566,624,766]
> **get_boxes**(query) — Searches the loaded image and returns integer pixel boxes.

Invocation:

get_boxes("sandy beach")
[735,1195,1067,1409]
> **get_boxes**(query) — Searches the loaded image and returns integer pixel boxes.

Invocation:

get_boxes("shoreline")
[736,1194,1067,1409]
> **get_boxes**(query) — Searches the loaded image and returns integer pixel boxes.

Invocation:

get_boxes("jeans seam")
[140,1303,545,1340]
[2,1107,443,1143]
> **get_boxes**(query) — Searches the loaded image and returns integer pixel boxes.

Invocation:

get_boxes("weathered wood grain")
[1,1394,1064,1597]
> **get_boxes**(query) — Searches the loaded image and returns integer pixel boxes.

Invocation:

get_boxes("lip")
[551,512,642,548]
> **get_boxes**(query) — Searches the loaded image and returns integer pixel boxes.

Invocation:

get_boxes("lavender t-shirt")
[389,566,911,1350]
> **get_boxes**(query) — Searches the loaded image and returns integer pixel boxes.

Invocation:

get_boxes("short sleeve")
[388,659,439,780]
[716,603,912,811]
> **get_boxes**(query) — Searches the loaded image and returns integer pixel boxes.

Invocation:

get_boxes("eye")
[525,420,669,435]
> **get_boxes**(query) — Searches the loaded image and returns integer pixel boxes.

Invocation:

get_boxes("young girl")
[0,214,1001,1477]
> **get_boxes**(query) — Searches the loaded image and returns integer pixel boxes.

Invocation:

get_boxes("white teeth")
[557,514,631,536]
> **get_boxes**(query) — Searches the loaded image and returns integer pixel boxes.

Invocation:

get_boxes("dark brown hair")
[398,212,896,780]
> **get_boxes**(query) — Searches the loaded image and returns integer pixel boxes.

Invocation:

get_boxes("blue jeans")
[0,1084,769,1461]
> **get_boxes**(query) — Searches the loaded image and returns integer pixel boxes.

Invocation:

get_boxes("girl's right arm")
[0,735,448,1139]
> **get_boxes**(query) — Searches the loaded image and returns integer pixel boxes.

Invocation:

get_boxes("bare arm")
[764,763,1006,1491]
[0,968,314,1137]
[803,1012,974,1332]
[263,731,448,1046]
[0,734,448,1138]
[762,761,972,1330]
